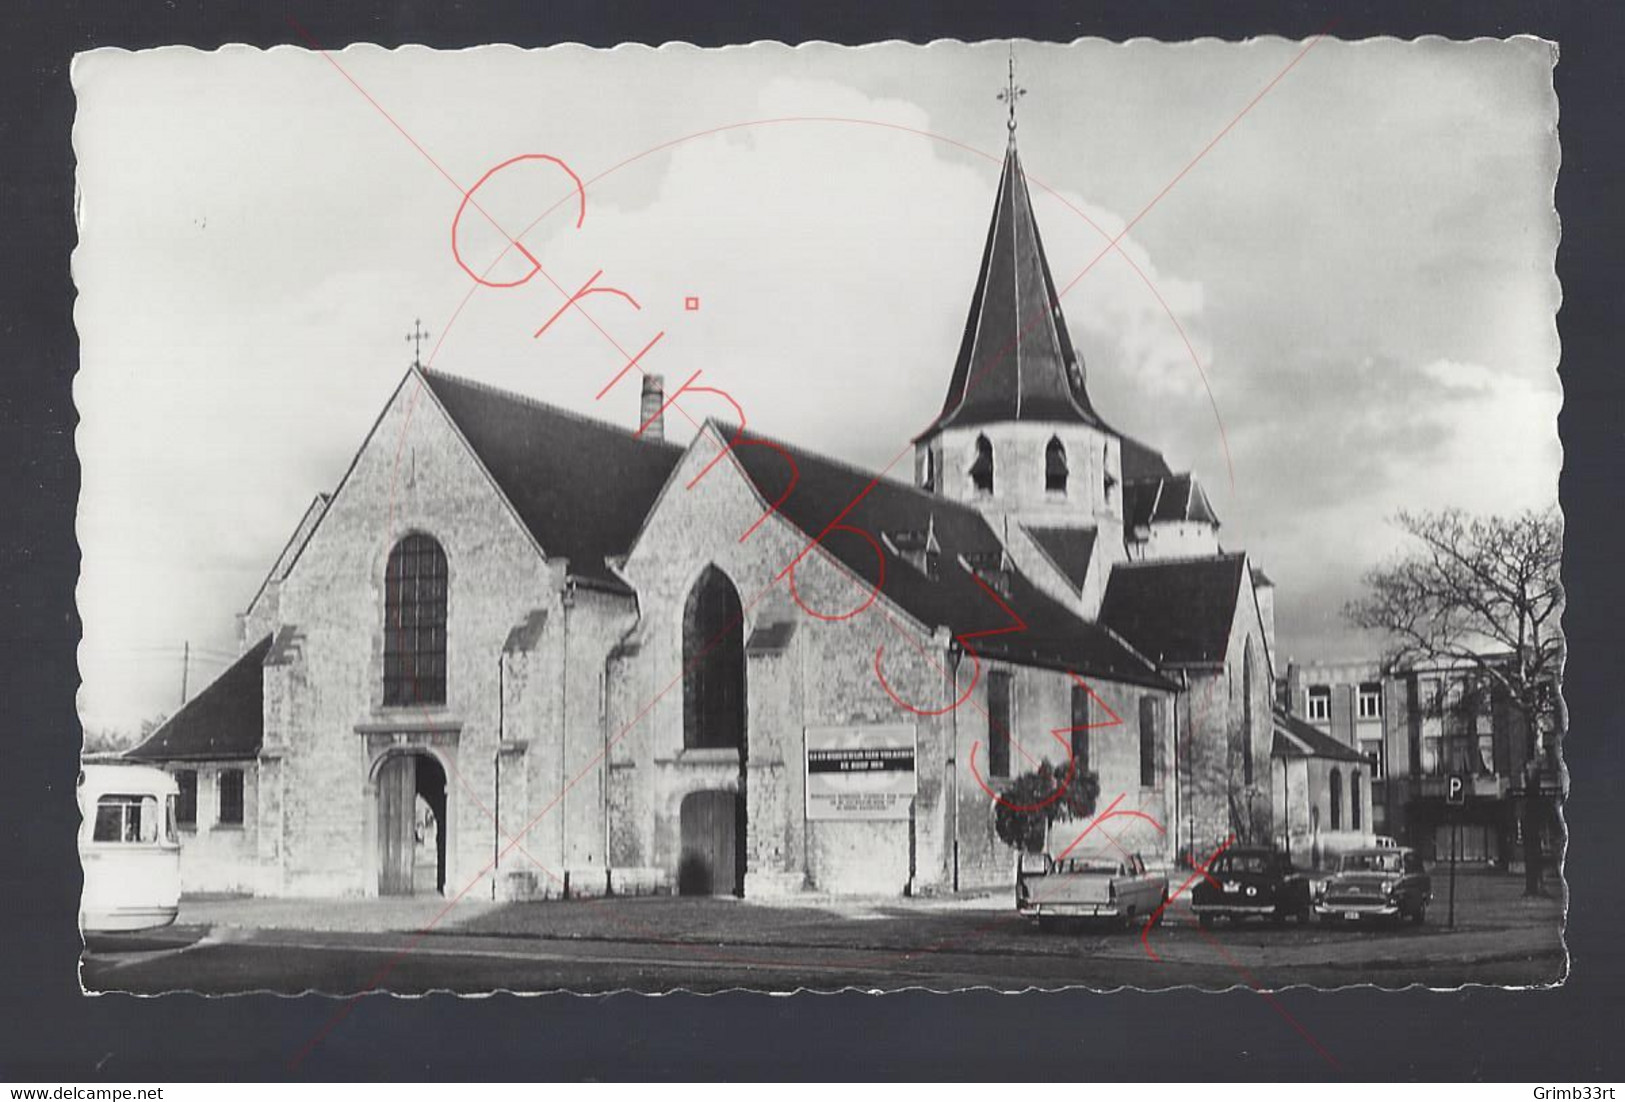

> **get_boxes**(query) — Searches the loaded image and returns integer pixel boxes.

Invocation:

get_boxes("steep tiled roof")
[125,636,272,762]
[1098,553,1247,667]
[928,139,1100,432]
[1119,434,1173,481]
[1272,708,1368,763]
[1021,524,1097,592]
[1124,474,1221,531]
[727,433,1172,688]
[423,369,685,588]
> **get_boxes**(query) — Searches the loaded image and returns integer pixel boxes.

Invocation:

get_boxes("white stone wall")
[170,761,259,894]
[261,374,559,897]
[949,661,1178,888]
[1177,556,1275,861]
[925,423,1126,554]
[1141,520,1220,560]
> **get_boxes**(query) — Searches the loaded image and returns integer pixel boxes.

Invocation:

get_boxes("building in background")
[1281,661,1391,833]
[1270,705,1373,869]
[1284,656,1563,867]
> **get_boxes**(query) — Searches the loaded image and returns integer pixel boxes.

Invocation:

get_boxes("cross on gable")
[405,318,431,368]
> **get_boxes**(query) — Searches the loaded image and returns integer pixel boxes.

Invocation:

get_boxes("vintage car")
[1190,847,1313,926]
[1017,850,1169,930]
[1315,846,1433,925]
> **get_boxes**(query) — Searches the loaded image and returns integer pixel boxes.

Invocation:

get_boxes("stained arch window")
[682,565,746,752]
[970,435,994,493]
[384,533,448,706]
[1329,767,1344,831]
[1045,437,1068,493]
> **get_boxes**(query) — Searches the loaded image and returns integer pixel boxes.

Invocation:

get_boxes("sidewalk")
[177,893,502,934]
[172,865,1560,971]
[175,882,1020,935]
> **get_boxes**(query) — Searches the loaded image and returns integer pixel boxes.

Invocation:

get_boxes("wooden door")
[679,790,739,896]
[378,754,417,896]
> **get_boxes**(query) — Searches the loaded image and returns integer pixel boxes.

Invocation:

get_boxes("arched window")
[1242,637,1256,786]
[921,447,936,493]
[970,435,994,493]
[1351,770,1363,831]
[1045,436,1068,493]
[682,565,746,751]
[1329,767,1343,831]
[384,533,448,706]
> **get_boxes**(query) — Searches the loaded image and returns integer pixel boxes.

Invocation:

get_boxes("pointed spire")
[927,115,1097,435]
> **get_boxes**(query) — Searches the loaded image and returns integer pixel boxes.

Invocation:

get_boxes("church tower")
[914,73,1126,577]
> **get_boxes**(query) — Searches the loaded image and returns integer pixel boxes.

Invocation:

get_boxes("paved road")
[83,901,1564,995]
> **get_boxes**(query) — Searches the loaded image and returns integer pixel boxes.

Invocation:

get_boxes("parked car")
[1315,846,1433,925]
[1191,847,1313,926]
[1017,850,1169,930]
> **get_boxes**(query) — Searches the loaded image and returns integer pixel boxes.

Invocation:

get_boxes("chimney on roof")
[639,374,665,442]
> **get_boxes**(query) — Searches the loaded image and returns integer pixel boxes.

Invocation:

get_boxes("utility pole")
[180,641,190,705]
[1446,773,1464,928]
[1448,810,1459,928]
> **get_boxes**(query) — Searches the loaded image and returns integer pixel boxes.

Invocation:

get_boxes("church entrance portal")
[678,789,744,896]
[377,752,447,896]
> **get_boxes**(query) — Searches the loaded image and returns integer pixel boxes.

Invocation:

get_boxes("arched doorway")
[377,752,447,896]
[678,789,744,896]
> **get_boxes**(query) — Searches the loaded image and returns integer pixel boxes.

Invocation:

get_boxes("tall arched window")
[1242,637,1256,786]
[682,565,746,752]
[1329,767,1343,831]
[970,434,994,493]
[1044,436,1068,492]
[384,533,448,706]
[1351,770,1363,831]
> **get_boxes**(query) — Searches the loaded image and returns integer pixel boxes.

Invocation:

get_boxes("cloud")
[1410,358,1562,514]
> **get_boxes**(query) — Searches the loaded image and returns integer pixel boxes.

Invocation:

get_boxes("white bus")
[78,762,182,932]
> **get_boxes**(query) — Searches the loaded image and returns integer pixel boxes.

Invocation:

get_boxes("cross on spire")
[405,318,430,369]
[997,45,1026,134]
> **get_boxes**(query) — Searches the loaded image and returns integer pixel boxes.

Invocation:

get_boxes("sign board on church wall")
[804,724,917,821]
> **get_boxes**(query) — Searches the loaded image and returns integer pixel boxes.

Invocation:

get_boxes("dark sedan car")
[1191,847,1313,926]
[1315,846,1433,925]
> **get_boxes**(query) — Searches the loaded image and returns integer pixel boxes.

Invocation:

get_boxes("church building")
[128,122,1281,900]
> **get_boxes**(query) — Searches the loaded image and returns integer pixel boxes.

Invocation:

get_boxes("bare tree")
[1346,507,1563,895]
[81,725,136,754]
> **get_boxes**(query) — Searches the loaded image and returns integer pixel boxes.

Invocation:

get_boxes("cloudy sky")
[72,37,1560,733]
